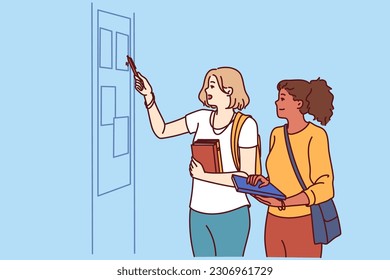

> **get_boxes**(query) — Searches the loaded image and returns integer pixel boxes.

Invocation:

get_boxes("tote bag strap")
[283,124,307,191]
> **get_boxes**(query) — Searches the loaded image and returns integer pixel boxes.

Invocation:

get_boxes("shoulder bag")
[284,124,341,244]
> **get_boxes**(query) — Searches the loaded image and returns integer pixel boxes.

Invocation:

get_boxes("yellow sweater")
[266,123,334,217]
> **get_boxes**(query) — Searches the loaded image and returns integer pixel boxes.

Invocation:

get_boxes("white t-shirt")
[185,109,258,214]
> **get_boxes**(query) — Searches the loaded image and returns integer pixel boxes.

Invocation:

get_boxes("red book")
[191,139,223,173]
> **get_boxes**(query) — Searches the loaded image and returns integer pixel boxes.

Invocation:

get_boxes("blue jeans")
[189,206,250,257]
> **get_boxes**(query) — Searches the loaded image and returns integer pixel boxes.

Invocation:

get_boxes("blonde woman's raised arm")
[135,72,188,139]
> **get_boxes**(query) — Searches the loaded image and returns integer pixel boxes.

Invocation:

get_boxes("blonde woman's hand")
[134,72,153,97]
[189,157,205,180]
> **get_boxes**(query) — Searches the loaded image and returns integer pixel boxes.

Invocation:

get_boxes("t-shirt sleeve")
[238,117,258,148]
[185,109,206,134]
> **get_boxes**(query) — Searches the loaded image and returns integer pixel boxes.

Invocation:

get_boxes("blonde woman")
[134,67,260,257]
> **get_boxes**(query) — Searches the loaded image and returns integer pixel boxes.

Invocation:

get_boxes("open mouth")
[207,95,213,100]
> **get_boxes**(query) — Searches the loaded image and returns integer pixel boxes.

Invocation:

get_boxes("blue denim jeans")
[189,206,250,257]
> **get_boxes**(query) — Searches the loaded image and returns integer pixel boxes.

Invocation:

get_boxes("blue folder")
[232,175,286,200]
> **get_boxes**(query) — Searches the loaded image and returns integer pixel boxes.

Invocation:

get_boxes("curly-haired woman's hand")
[246,174,269,187]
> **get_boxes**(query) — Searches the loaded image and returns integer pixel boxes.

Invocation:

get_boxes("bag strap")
[255,134,261,174]
[283,124,307,190]
[231,112,247,172]
[231,112,261,174]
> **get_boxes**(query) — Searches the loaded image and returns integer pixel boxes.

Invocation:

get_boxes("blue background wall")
[1,0,389,259]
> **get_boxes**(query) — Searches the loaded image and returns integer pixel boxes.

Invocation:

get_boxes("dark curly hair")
[277,78,334,125]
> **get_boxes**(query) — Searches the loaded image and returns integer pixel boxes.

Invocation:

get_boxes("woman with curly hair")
[247,78,335,258]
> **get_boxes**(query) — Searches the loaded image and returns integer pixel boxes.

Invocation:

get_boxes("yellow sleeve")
[269,128,277,153]
[304,128,335,205]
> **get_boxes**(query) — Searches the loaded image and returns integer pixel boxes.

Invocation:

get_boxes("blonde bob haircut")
[198,67,250,110]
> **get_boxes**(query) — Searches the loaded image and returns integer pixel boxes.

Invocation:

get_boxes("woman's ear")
[224,87,233,96]
[296,100,303,109]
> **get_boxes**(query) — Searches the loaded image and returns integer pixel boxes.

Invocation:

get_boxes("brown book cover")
[191,139,223,173]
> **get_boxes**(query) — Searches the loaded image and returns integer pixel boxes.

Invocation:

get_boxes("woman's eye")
[210,85,214,89]
[281,98,284,101]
